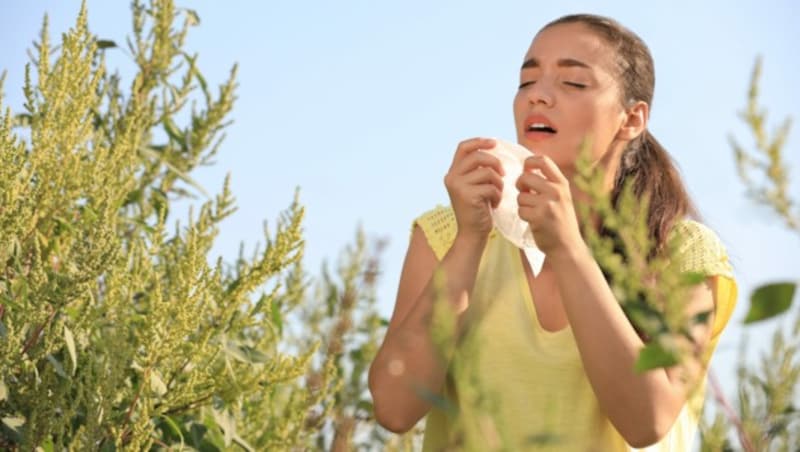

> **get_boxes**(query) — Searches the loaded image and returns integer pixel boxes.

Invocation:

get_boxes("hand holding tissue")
[479,139,546,275]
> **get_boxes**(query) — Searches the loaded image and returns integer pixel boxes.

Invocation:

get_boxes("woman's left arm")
[550,246,714,448]
[517,155,716,448]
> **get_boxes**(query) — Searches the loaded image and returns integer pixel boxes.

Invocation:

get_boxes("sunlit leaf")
[47,354,68,378]
[150,370,168,396]
[64,325,77,375]
[2,416,25,429]
[744,281,796,324]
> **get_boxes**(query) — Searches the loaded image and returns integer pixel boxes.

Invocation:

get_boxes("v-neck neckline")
[512,241,572,337]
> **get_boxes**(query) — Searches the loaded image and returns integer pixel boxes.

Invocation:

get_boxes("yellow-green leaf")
[744,281,797,324]
[2,416,25,429]
[150,370,168,396]
[634,342,679,373]
[185,9,200,26]
[64,325,77,375]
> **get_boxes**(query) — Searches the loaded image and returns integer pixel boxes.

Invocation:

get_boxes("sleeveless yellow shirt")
[413,206,737,451]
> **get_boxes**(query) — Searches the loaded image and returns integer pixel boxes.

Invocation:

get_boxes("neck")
[565,147,624,232]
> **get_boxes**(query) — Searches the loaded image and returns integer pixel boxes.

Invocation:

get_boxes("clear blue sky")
[2,0,798,423]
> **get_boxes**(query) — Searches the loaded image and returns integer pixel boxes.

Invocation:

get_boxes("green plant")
[700,57,799,452]
[0,1,399,450]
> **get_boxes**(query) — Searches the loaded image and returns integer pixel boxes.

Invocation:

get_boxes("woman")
[368,14,736,451]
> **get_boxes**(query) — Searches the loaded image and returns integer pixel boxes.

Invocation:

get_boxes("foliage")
[0,1,404,450]
[573,145,711,373]
[699,58,799,451]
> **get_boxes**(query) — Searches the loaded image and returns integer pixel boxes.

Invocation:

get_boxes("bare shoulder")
[385,211,448,332]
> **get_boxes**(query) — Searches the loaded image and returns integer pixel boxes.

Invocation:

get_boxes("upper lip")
[524,114,557,133]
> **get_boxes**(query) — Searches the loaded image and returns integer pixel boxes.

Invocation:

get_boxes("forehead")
[524,22,618,74]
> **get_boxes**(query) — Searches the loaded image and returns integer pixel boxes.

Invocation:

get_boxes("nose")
[526,80,554,107]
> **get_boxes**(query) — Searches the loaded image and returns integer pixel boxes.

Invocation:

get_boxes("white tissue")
[479,139,545,275]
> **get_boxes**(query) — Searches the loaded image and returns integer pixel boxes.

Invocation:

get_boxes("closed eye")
[564,81,587,89]
[518,80,536,90]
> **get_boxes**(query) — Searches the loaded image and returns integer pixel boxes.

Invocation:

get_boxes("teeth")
[528,123,553,131]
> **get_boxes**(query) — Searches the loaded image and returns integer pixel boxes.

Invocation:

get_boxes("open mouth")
[527,123,557,134]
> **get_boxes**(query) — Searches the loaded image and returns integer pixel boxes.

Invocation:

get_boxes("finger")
[456,151,505,177]
[451,137,497,165]
[517,190,547,209]
[476,184,502,209]
[515,171,556,197]
[517,204,540,224]
[463,166,504,192]
[524,155,568,184]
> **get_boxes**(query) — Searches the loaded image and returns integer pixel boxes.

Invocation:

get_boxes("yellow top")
[413,205,737,452]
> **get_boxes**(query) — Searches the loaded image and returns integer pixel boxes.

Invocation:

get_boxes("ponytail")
[611,130,697,253]
[544,15,698,254]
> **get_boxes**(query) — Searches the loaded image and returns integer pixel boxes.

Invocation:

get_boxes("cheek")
[512,92,525,120]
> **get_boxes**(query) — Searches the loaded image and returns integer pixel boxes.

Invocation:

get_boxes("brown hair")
[544,14,698,252]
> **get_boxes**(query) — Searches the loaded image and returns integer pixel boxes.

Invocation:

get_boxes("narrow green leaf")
[47,354,68,378]
[211,409,235,447]
[163,117,184,145]
[0,378,7,401]
[64,325,77,375]
[270,299,283,334]
[159,414,184,447]
[224,341,269,364]
[185,9,200,26]
[139,145,210,198]
[96,39,117,49]
[744,281,796,324]
[634,343,680,373]
[232,434,255,452]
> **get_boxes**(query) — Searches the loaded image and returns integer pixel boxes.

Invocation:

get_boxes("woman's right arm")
[368,138,503,433]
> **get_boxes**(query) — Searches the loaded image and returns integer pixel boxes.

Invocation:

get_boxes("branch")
[20,306,56,356]
[708,368,757,452]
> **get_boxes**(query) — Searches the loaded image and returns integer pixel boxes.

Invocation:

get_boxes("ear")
[616,100,648,142]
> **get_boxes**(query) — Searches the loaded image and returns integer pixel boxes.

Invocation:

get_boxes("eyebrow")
[520,57,592,70]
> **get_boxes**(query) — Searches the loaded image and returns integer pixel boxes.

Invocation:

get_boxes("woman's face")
[513,22,635,176]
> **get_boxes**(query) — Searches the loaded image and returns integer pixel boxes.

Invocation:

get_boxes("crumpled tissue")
[479,138,545,275]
